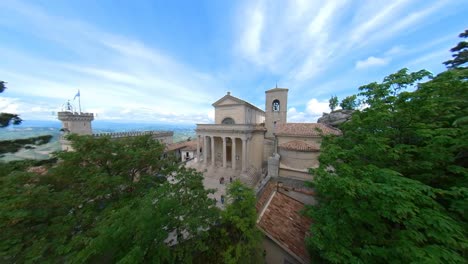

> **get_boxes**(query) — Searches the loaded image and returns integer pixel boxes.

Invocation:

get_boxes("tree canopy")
[306,33,468,263]
[329,95,339,111]
[0,134,261,263]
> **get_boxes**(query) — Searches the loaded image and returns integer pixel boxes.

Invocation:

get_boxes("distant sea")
[0,120,196,161]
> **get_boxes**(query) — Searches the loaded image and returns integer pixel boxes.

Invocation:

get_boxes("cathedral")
[192,87,340,184]
[192,87,341,264]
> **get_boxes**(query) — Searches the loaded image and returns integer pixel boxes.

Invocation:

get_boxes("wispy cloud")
[235,0,456,83]
[355,56,390,69]
[0,1,222,123]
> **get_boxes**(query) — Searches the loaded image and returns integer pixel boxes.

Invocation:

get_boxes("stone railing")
[196,124,266,134]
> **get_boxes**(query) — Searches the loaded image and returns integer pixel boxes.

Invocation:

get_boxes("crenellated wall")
[93,131,174,145]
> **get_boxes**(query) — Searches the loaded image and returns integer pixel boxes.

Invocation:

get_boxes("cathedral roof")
[275,123,341,137]
[279,140,320,152]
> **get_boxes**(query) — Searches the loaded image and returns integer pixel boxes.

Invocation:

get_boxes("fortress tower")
[265,87,288,139]
[57,111,94,151]
[57,111,94,135]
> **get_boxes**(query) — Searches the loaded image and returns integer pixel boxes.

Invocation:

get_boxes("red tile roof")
[278,140,320,152]
[275,123,341,137]
[257,191,312,264]
[166,140,198,152]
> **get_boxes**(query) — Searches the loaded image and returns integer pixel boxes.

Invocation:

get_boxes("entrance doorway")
[226,146,232,162]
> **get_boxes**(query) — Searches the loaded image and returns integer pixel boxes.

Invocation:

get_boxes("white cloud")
[238,3,264,63]
[0,97,20,114]
[306,98,329,116]
[285,98,330,123]
[287,107,307,122]
[355,56,389,69]
[0,1,220,123]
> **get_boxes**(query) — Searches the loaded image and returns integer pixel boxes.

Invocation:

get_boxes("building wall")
[248,132,265,169]
[181,150,194,161]
[244,105,265,124]
[215,104,265,125]
[215,105,245,124]
[278,149,320,170]
[263,236,301,264]
[277,136,322,146]
[263,138,275,164]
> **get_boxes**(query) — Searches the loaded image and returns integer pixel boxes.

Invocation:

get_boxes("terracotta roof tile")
[279,140,320,152]
[166,140,198,152]
[275,123,341,137]
[258,191,312,263]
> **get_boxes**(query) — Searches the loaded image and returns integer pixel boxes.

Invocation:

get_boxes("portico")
[195,124,264,172]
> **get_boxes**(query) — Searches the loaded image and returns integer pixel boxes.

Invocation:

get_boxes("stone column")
[196,135,200,162]
[222,137,227,168]
[242,138,247,172]
[211,136,215,167]
[231,137,236,170]
[203,135,207,166]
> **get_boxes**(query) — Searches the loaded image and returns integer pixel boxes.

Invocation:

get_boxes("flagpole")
[78,90,82,113]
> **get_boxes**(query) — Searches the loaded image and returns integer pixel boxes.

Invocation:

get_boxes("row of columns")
[196,135,248,171]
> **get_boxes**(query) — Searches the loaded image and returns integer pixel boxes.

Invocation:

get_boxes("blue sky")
[0,0,467,124]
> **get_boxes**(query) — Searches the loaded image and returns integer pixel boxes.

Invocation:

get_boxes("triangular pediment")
[212,95,246,107]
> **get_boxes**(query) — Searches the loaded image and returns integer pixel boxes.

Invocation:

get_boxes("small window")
[272,99,280,112]
[222,117,235,124]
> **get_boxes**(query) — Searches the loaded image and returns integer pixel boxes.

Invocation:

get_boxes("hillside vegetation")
[306,31,468,263]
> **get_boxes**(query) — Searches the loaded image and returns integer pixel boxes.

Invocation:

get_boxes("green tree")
[329,95,339,111]
[196,180,263,264]
[339,95,358,110]
[305,66,468,263]
[444,29,468,69]
[220,180,263,264]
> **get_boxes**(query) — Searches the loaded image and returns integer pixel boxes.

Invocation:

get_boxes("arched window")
[222,117,235,124]
[272,99,280,112]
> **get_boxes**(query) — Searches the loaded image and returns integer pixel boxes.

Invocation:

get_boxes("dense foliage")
[0,135,261,263]
[306,34,468,263]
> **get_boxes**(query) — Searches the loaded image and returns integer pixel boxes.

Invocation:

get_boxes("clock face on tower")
[272,100,280,112]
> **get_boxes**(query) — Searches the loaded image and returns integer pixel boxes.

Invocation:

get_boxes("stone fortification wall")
[93,131,174,145]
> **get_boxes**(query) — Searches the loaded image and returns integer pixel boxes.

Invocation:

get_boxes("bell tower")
[265,87,288,138]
